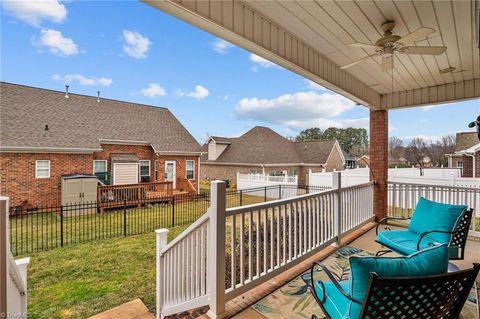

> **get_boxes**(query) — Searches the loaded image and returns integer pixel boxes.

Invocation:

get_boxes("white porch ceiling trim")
[144,0,480,110]
[143,0,382,109]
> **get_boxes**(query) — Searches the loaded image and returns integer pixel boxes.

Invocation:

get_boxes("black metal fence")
[8,184,329,256]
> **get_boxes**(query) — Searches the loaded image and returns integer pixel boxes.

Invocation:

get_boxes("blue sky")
[1,0,478,144]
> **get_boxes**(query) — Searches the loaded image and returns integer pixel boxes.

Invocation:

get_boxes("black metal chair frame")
[309,262,480,319]
[375,208,473,260]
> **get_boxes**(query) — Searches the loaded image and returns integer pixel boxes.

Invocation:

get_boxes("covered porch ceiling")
[144,0,480,110]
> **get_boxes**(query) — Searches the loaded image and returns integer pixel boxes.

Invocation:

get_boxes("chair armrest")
[309,262,362,305]
[417,230,454,250]
[376,216,411,235]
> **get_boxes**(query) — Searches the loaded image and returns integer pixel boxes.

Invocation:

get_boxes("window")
[93,160,107,174]
[35,160,50,178]
[456,161,463,168]
[139,160,150,182]
[289,168,297,176]
[186,160,195,180]
[154,160,158,181]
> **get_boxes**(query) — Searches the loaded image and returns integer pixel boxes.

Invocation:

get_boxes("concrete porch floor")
[230,225,480,319]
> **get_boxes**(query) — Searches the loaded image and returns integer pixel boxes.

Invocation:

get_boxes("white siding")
[113,163,139,185]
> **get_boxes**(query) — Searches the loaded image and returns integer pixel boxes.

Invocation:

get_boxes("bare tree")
[406,137,427,167]
[389,137,404,158]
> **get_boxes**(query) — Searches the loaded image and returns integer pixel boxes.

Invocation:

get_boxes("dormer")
[208,136,231,161]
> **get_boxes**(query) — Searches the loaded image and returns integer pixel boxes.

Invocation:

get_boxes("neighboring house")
[446,131,480,178]
[356,155,370,168]
[200,126,345,185]
[0,82,202,207]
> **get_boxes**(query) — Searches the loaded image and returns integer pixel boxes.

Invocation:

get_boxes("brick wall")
[1,144,200,208]
[0,153,93,207]
[476,151,480,178]
[324,146,345,172]
[461,155,473,178]
[370,110,388,221]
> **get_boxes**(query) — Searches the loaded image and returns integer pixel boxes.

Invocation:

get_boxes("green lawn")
[27,226,188,319]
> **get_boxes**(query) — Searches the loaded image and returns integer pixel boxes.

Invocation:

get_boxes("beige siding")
[113,163,139,185]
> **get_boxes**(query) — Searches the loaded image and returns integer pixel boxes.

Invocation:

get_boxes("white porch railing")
[156,173,374,318]
[1,197,30,319]
[387,182,480,237]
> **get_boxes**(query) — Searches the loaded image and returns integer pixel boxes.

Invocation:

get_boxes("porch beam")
[381,78,480,109]
[142,0,381,109]
[369,110,388,221]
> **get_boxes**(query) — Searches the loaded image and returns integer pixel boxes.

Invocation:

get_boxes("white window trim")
[139,160,151,180]
[35,160,51,179]
[93,160,108,174]
[186,160,195,180]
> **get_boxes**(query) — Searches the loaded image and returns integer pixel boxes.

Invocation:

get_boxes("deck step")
[87,299,154,319]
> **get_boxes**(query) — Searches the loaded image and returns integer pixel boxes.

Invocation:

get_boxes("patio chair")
[308,244,480,319]
[375,197,473,260]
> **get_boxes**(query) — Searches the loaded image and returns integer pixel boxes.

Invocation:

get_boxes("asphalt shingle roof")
[201,126,337,165]
[455,132,479,152]
[0,82,201,153]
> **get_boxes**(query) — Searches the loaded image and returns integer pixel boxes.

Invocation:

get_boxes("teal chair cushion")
[314,280,351,319]
[408,197,467,243]
[348,244,449,318]
[377,229,439,255]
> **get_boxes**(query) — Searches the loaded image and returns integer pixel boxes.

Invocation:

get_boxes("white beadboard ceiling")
[144,0,480,110]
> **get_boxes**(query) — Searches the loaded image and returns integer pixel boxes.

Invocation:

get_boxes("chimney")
[45,124,49,131]
[65,85,69,99]
[97,91,101,103]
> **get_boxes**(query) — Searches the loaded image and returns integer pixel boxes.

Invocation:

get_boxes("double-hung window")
[36,160,50,178]
[139,160,151,182]
[186,160,195,180]
[93,160,107,174]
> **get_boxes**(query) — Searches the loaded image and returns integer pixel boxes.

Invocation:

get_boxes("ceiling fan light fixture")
[440,66,456,73]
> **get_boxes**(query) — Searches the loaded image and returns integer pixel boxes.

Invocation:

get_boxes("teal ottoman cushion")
[408,197,467,243]
[348,244,449,318]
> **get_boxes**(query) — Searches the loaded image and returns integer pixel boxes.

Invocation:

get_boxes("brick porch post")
[370,110,388,221]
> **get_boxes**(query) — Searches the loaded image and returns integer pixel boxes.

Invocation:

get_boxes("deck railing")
[156,173,375,318]
[387,182,480,236]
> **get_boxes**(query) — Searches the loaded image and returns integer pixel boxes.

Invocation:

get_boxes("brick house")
[0,82,202,207]
[446,131,480,178]
[200,126,345,185]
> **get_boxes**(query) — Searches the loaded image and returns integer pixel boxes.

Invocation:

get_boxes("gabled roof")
[201,126,339,165]
[455,132,479,152]
[0,82,201,154]
[209,136,232,144]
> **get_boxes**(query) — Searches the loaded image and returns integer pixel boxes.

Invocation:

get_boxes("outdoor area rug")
[251,246,479,319]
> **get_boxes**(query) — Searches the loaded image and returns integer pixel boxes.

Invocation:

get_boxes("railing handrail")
[8,251,26,295]
[388,181,480,191]
[160,210,211,255]
[99,181,173,189]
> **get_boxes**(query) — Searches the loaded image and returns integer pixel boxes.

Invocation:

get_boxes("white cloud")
[235,91,359,131]
[122,30,151,59]
[52,74,112,86]
[211,38,233,54]
[36,29,78,56]
[177,85,209,100]
[2,0,67,27]
[402,134,442,142]
[305,80,326,91]
[140,83,166,97]
[249,53,277,71]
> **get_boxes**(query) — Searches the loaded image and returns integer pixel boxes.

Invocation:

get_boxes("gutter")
[0,146,101,154]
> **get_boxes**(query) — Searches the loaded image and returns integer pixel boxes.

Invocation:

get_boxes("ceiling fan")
[341,21,447,72]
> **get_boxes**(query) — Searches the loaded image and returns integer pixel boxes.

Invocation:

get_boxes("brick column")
[370,110,388,221]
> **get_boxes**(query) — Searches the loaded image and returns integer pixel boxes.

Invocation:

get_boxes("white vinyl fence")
[387,182,480,237]
[309,167,479,188]
[156,174,374,318]
[237,173,299,199]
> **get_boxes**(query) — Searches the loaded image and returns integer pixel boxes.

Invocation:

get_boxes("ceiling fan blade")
[382,56,393,72]
[398,46,447,55]
[349,42,379,49]
[396,27,435,45]
[340,54,377,70]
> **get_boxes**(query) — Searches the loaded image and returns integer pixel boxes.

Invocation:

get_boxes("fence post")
[264,186,267,202]
[123,199,127,237]
[171,196,175,227]
[0,197,8,317]
[207,180,227,318]
[240,190,243,206]
[60,205,64,247]
[155,228,169,319]
[333,172,342,245]
[279,184,282,199]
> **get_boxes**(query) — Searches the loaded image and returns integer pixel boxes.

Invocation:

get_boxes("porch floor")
[229,225,480,319]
